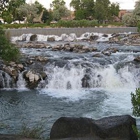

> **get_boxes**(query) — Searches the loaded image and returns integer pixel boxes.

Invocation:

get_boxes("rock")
[47,37,55,42]
[30,34,37,41]
[90,35,99,41]
[52,45,61,51]
[50,115,137,140]
[93,53,103,57]
[102,51,111,56]
[17,64,24,71]
[134,56,140,62]
[50,117,107,140]
[95,115,137,140]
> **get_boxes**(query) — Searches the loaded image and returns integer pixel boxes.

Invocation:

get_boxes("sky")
[26,0,137,10]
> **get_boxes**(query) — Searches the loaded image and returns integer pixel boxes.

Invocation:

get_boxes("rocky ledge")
[50,115,137,140]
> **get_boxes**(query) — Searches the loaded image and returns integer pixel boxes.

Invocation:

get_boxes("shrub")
[131,88,140,117]
[56,20,98,28]
[131,88,140,138]
[0,27,20,62]
[20,122,46,139]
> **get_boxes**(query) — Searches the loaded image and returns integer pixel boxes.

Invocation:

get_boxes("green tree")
[0,27,20,62]
[94,0,110,23]
[70,0,94,20]
[7,0,25,22]
[17,3,38,23]
[0,0,9,14]
[41,10,52,23]
[51,0,70,21]
[2,10,13,23]
[34,1,44,14]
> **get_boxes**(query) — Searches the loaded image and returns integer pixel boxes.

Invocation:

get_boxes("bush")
[20,122,46,139]
[131,88,140,117]
[56,20,98,28]
[0,27,20,62]
[131,88,140,138]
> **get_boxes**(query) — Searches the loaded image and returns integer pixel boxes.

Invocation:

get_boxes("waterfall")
[46,65,85,90]
[41,63,138,91]
[0,70,13,88]
[16,72,27,90]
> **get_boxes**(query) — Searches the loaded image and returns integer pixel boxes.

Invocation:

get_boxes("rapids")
[0,32,140,138]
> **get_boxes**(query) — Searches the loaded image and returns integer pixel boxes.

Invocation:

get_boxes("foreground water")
[1,36,140,137]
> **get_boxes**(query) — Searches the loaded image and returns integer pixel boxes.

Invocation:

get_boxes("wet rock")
[50,115,137,140]
[47,37,55,42]
[35,56,48,62]
[50,117,107,140]
[104,47,118,53]
[134,56,140,62]
[93,53,103,57]
[52,45,61,51]
[102,34,108,37]
[81,75,90,88]
[95,115,137,140]
[90,35,99,41]
[102,51,111,56]
[2,66,18,80]
[30,34,37,41]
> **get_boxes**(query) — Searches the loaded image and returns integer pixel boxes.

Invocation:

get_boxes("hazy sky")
[26,0,137,10]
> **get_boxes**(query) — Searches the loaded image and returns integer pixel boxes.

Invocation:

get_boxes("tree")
[51,0,70,21]
[70,0,94,20]
[0,27,20,62]
[0,0,9,12]
[94,0,110,23]
[41,10,52,23]
[7,0,25,22]
[1,10,13,23]
[17,3,38,23]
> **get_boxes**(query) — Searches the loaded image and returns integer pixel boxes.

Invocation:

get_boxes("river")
[0,33,140,138]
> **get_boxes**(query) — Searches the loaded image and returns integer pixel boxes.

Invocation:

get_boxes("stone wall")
[7,27,138,37]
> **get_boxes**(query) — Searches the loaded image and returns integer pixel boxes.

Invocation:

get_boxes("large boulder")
[50,115,137,140]
[95,115,137,140]
[30,34,37,41]
[50,117,107,140]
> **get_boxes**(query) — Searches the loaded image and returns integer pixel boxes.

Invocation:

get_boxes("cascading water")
[16,71,27,89]
[0,70,13,88]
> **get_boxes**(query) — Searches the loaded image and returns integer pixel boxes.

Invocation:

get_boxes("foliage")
[122,13,137,27]
[42,10,52,24]
[0,27,20,62]
[94,0,111,23]
[0,0,9,14]
[17,3,38,23]
[51,0,70,21]
[20,122,46,139]
[56,19,98,27]
[70,0,94,20]
[131,88,140,117]
[8,0,25,21]
[131,88,140,139]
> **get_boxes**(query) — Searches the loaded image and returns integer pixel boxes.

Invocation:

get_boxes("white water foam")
[38,63,139,103]
[11,32,112,43]
[16,72,27,90]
